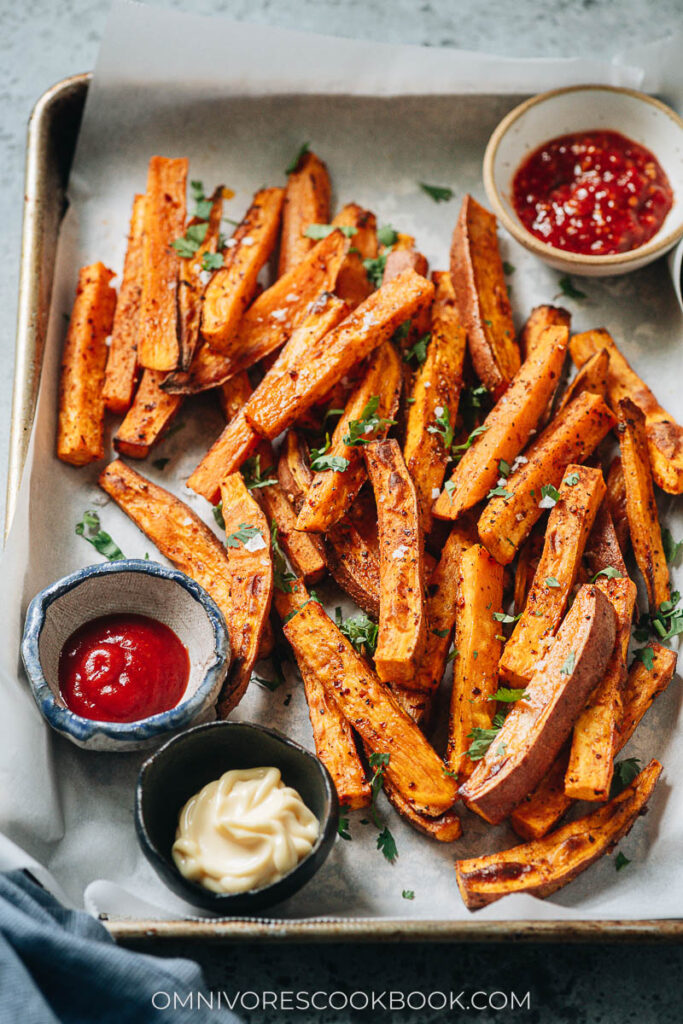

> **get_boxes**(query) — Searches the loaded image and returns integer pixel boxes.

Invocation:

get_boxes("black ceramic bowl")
[135,720,339,913]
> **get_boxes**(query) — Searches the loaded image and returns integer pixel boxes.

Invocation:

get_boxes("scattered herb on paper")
[419,182,454,203]
[75,511,125,562]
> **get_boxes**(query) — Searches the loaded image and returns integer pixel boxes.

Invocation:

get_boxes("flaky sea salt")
[244,533,267,553]
[538,495,556,510]
[392,544,409,559]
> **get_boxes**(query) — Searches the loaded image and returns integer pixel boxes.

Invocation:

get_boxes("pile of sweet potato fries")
[57,149,682,909]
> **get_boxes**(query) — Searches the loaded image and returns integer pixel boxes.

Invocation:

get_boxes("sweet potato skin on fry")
[606,455,629,555]
[332,204,377,308]
[244,269,435,441]
[564,576,637,801]
[138,156,187,372]
[258,479,327,585]
[282,599,459,817]
[178,189,223,369]
[460,585,617,824]
[296,341,401,534]
[103,195,145,414]
[57,262,117,466]
[457,759,662,909]
[510,642,676,840]
[558,348,609,413]
[446,544,504,780]
[618,398,670,613]
[113,370,183,459]
[434,323,568,521]
[450,194,520,398]
[584,501,628,579]
[404,271,466,533]
[520,304,571,360]
[279,151,331,276]
[364,439,426,684]
[477,392,616,565]
[571,327,683,494]
[201,187,284,353]
[499,464,605,686]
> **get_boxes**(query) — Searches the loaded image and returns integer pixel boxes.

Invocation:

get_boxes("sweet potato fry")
[244,269,434,440]
[460,585,617,824]
[477,392,616,565]
[364,439,426,684]
[187,298,347,503]
[446,544,505,781]
[618,398,670,612]
[332,204,377,308]
[382,247,429,283]
[258,479,327,585]
[513,527,544,614]
[520,304,571,360]
[565,576,637,801]
[57,262,117,466]
[499,464,605,686]
[113,370,183,459]
[162,229,349,393]
[510,642,676,840]
[98,459,232,626]
[177,188,223,369]
[102,194,145,413]
[201,187,285,353]
[571,327,683,494]
[584,501,628,580]
[282,599,459,816]
[450,194,520,398]
[606,455,629,555]
[138,156,187,371]
[381,779,462,841]
[558,348,609,413]
[404,271,466,532]
[277,430,311,512]
[218,372,253,422]
[216,473,273,718]
[279,151,331,276]
[457,759,662,909]
[434,323,568,521]
[296,342,402,533]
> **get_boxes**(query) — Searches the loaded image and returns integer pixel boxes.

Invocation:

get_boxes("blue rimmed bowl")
[21,560,231,752]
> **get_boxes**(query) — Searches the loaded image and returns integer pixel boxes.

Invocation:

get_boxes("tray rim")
[9,71,683,944]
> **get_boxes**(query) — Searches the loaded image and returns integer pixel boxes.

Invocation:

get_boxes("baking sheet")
[2,0,683,924]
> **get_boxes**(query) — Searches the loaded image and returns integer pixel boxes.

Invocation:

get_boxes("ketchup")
[59,614,190,723]
[512,130,673,256]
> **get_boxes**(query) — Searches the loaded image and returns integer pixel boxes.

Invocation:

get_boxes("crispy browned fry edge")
[187,298,347,503]
[277,430,312,513]
[258,478,327,585]
[434,324,568,521]
[363,439,426,684]
[201,187,284,354]
[216,473,273,718]
[606,455,629,555]
[382,248,429,284]
[178,189,223,369]
[571,327,683,494]
[279,151,331,277]
[557,348,609,413]
[218,372,253,421]
[513,527,544,614]
[98,458,232,626]
[618,398,670,612]
[450,194,520,398]
[102,195,144,413]
[163,230,349,394]
[446,544,504,781]
[138,156,187,372]
[332,204,377,308]
[584,501,628,579]
[457,759,662,909]
[460,585,617,824]
[244,269,435,440]
[282,599,459,816]
[57,263,117,466]
[113,370,183,459]
[565,576,637,801]
[404,271,466,533]
[499,464,605,686]
[477,392,616,565]
[520,304,571,360]
[510,642,677,839]
[296,342,401,533]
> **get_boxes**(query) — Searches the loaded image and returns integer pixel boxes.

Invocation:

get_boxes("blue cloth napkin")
[0,870,237,1023]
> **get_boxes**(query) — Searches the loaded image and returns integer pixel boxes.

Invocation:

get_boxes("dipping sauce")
[59,613,189,723]
[172,767,320,894]
[512,130,673,255]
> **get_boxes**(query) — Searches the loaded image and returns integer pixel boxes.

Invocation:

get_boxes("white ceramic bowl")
[484,85,683,277]
[21,560,230,752]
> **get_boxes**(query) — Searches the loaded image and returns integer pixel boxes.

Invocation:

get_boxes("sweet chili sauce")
[59,613,190,723]
[512,130,673,256]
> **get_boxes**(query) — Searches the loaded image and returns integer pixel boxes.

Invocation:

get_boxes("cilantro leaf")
[565,471,580,486]
[282,591,322,624]
[224,523,262,549]
[560,650,576,675]
[498,459,511,478]
[610,758,641,798]
[489,687,526,703]
[377,224,398,247]
[402,889,415,900]
[338,806,352,841]
[492,611,521,624]
[212,502,225,530]
[172,221,209,259]
[392,319,412,344]
[427,405,454,450]
[368,751,390,827]
[285,142,310,175]
[541,483,561,504]
[460,384,490,432]
[615,851,631,871]
[466,712,506,761]
[432,627,449,638]
[304,223,356,240]
[419,182,453,203]
[271,522,297,594]
[557,275,586,300]
[487,485,512,500]
[451,424,488,464]
[377,826,398,863]
[443,479,456,502]
[309,434,349,473]
[335,607,379,656]
[343,396,396,446]
[662,528,683,565]
[545,576,561,588]
[152,457,170,471]
[502,261,516,275]
[633,646,655,671]
[253,671,285,692]
[363,253,388,288]
[201,251,224,272]
[403,332,431,366]
[75,511,125,562]
[242,454,277,491]
[590,566,624,583]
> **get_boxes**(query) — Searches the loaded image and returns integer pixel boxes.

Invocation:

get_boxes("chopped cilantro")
[662,528,683,565]
[304,223,356,240]
[212,502,225,530]
[492,611,521,624]
[338,806,352,841]
[487,485,512,500]
[242,454,277,491]
[377,826,398,864]
[363,253,388,288]
[285,142,310,175]
[432,627,449,638]
[377,224,398,247]
[610,758,641,798]
[633,646,655,671]
[590,566,624,583]
[172,221,209,259]
[498,459,511,478]
[343,396,396,446]
[427,405,454,450]
[310,434,349,473]
[459,384,490,432]
[335,607,379,656]
[201,251,224,272]
[75,511,125,562]
[403,332,431,366]
[224,523,262,548]
[419,182,454,202]
[451,424,488,464]
[615,851,631,872]
[557,275,586,300]
[466,712,506,761]
[565,471,580,486]
[545,576,561,588]
[541,483,561,504]
[271,522,297,594]
[489,687,526,703]
[559,650,575,675]
[502,261,516,275]
[402,889,415,900]
[152,457,170,471]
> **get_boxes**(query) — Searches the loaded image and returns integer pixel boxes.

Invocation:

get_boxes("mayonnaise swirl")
[172,766,320,894]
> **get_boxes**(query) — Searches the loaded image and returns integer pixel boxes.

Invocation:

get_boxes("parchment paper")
[2,0,682,922]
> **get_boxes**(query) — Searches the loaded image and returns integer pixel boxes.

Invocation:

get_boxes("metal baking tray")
[8,73,683,943]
